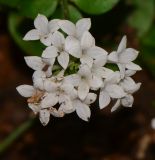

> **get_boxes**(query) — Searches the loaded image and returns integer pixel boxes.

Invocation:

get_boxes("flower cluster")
[16,14,142,126]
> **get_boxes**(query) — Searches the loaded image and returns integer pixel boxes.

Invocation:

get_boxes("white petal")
[106,84,126,98]
[118,63,125,79]
[78,64,92,79]
[51,31,65,48]
[81,31,95,49]
[99,90,111,109]
[16,85,35,98]
[33,70,46,80]
[117,35,127,53]
[23,29,40,40]
[108,51,118,63]
[41,93,58,109]
[44,80,59,92]
[24,56,44,71]
[64,74,80,87]
[84,93,97,105]
[119,48,139,63]
[126,62,142,71]
[39,109,50,126]
[90,75,103,90]
[42,46,58,59]
[48,19,60,33]
[65,36,82,58]
[58,20,76,36]
[59,95,73,113]
[78,80,89,100]
[76,18,91,38]
[57,51,69,69]
[93,54,107,67]
[40,34,53,46]
[34,14,48,34]
[95,67,113,79]
[121,94,134,107]
[74,100,91,121]
[86,46,108,59]
[28,103,40,114]
[105,71,121,84]
[111,99,121,112]
[125,70,136,77]
[80,54,93,68]
[50,107,65,117]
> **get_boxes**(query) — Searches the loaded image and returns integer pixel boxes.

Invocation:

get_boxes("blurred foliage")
[0,0,155,77]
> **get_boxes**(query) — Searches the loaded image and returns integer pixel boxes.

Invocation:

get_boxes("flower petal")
[118,63,125,79]
[108,51,118,63]
[111,99,121,112]
[57,51,69,69]
[86,46,108,59]
[80,54,93,68]
[50,107,65,117]
[48,19,60,33]
[81,31,95,50]
[23,29,40,40]
[51,31,65,48]
[84,93,97,105]
[73,100,91,121]
[78,64,92,79]
[41,93,58,109]
[119,48,139,63]
[121,94,134,107]
[58,20,76,36]
[34,14,48,34]
[28,103,40,114]
[76,18,91,38]
[39,109,50,126]
[40,34,53,46]
[126,62,142,71]
[90,75,103,90]
[65,36,82,58]
[42,46,58,59]
[78,80,89,100]
[64,74,80,87]
[24,56,44,71]
[99,90,111,109]
[16,85,35,97]
[117,35,127,53]
[106,84,126,98]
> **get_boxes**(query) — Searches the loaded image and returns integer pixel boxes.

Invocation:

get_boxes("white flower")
[65,31,108,68]
[59,18,91,39]
[42,31,69,69]
[108,36,142,78]
[99,71,126,109]
[23,14,60,46]
[24,56,55,77]
[111,75,141,112]
[71,93,97,121]
[65,64,98,100]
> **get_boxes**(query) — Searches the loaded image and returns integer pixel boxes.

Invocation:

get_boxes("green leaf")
[0,0,20,8]
[128,0,154,37]
[18,0,58,19]
[8,13,44,56]
[72,0,120,15]
[52,5,82,23]
[140,26,155,77]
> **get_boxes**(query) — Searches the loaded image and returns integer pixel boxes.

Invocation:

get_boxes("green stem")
[60,0,69,19]
[0,117,35,154]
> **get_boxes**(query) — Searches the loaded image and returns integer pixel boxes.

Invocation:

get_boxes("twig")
[0,117,35,154]
[60,0,69,19]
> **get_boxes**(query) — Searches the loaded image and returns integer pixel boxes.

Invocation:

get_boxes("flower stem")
[0,117,35,154]
[60,0,69,19]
